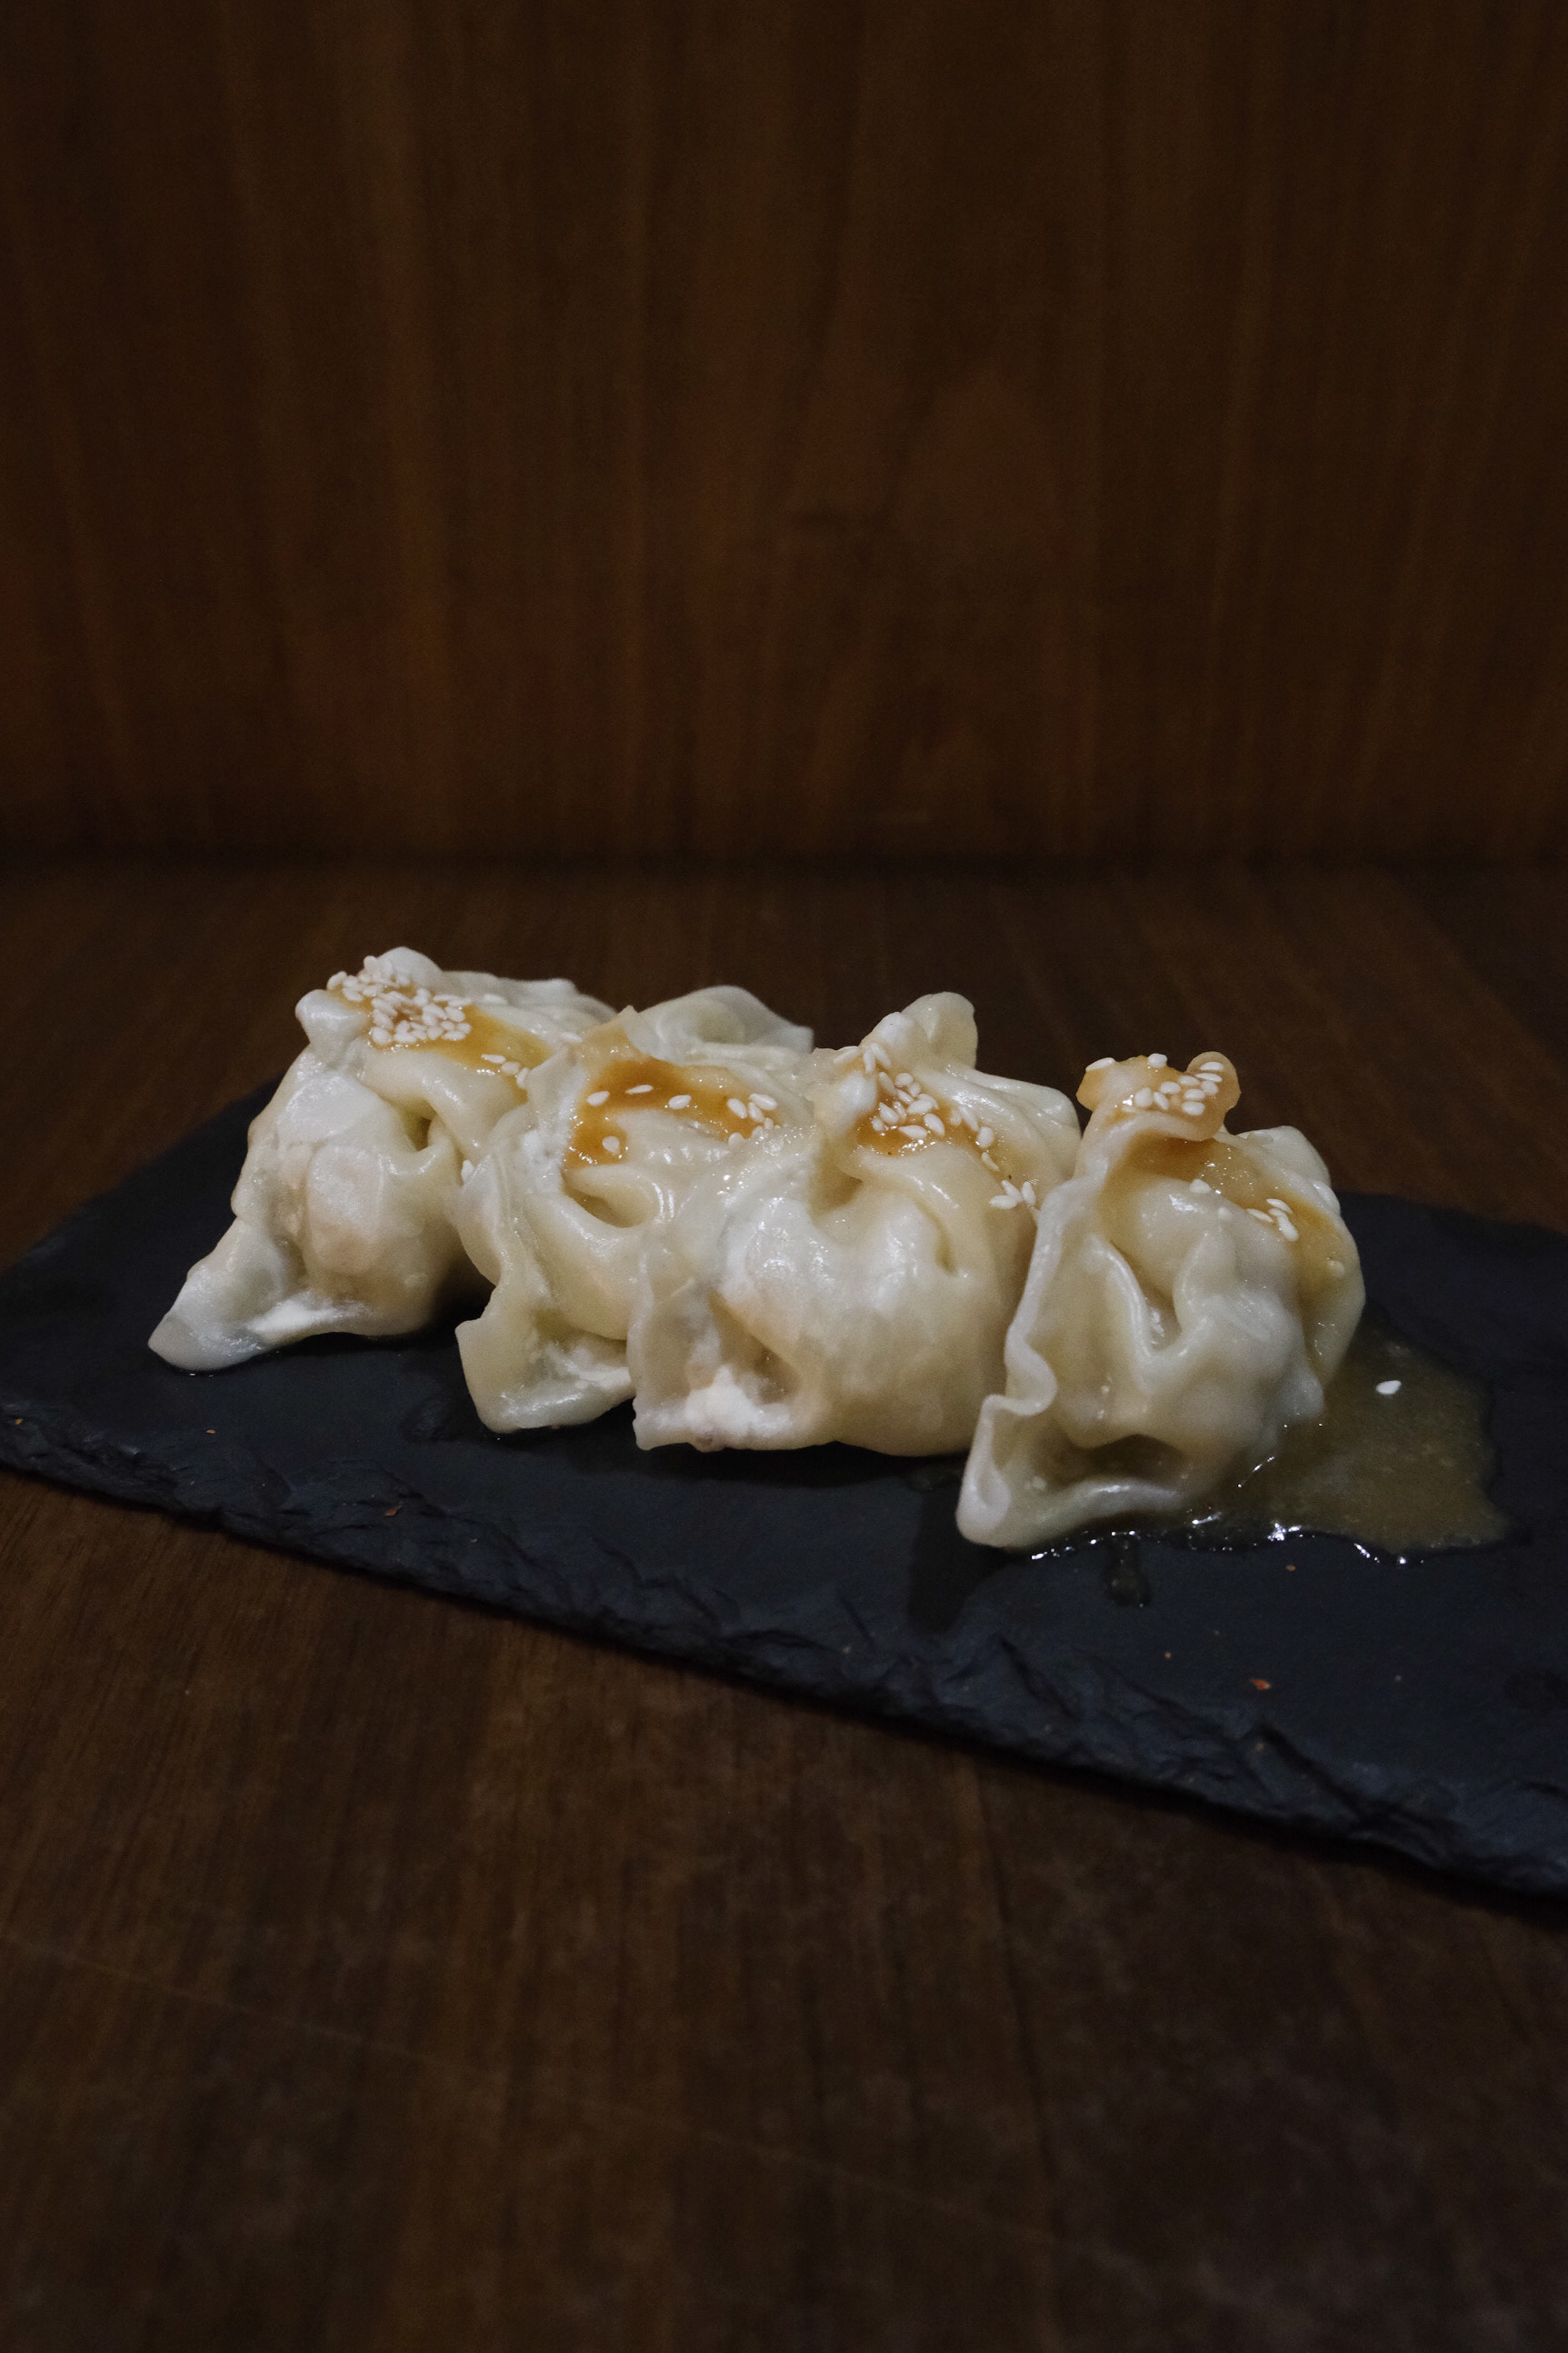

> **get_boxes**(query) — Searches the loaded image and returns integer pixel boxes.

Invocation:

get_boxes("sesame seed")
[1134,1087,1154,1109]
[586,1089,610,1106]
[1085,1056,1114,1071]
[481,1053,506,1064]
[1267,1197,1291,1212]
[753,1095,777,1111]
[900,1124,925,1142]
[924,1112,944,1135]
[726,1098,747,1117]
[1247,1208,1273,1224]
[1147,1052,1167,1068]
[1376,1379,1402,1397]
[603,1136,623,1156]
[1190,1177,1211,1193]
[667,1094,692,1110]
[981,1151,999,1172]
[1276,1217,1299,1242]
[1021,1180,1037,1207]
[627,1083,653,1095]
[975,1126,994,1150]
[1328,1258,1344,1277]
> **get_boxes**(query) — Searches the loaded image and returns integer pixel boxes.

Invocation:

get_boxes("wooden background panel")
[3,2,1568,858]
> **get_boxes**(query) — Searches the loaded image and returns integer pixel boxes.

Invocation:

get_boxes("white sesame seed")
[1376,1379,1402,1397]
[586,1089,610,1106]
[900,1124,926,1142]
[981,1151,999,1172]
[481,1052,506,1064]
[603,1136,623,1156]
[370,1028,390,1046]
[1275,1217,1299,1242]
[753,1095,777,1111]
[1134,1087,1154,1108]
[1328,1258,1344,1278]
[627,1083,653,1095]
[1021,1180,1037,1207]
[1190,1177,1211,1193]
[1147,1052,1167,1068]
[726,1097,747,1117]
[1247,1207,1273,1224]
[1266,1197,1291,1211]
[460,1158,474,1181]
[975,1126,994,1150]
[924,1112,944,1135]
[1085,1056,1114,1071]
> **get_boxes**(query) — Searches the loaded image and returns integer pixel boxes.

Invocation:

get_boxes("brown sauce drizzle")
[333,985,554,1084]
[1183,1310,1508,1554]
[1108,1133,1350,1327]
[566,1054,783,1167]
[849,1074,1020,1185]
[415,1005,554,1078]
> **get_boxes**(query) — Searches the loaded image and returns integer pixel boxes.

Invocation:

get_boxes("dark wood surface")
[5,4,1568,861]
[3,860,1568,2350]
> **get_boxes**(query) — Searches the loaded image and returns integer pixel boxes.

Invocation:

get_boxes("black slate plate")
[4,1087,1568,1896]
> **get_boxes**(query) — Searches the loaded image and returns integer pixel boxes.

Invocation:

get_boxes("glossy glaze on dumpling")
[629,995,1082,1456]
[454,986,815,1429]
[148,949,613,1370]
[957,1050,1364,1547]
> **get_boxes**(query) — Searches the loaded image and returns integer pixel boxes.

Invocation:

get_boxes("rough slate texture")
[3,1087,1566,1896]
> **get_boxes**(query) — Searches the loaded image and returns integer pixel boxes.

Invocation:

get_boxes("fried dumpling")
[957,1050,1364,1547]
[454,986,814,1429]
[628,995,1082,1456]
[149,949,612,1370]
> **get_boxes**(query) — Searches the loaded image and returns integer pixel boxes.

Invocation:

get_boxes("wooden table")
[3,861,1567,2349]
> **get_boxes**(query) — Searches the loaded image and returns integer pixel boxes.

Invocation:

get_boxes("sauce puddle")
[1188,1307,1508,1555]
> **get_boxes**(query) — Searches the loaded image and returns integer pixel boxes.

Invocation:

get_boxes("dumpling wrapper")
[957,1050,1364,1548]
[150,949,612,1370]
[628,995,1082,1456]
[454,987,814,1429]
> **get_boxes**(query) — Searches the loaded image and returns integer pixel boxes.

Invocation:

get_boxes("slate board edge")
[5,1394,1564,1902]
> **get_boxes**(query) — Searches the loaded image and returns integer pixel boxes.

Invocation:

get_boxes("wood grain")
[3,859,1568,2348]
[5,5,1568,859]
